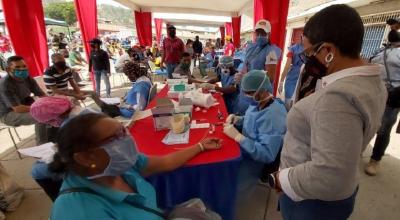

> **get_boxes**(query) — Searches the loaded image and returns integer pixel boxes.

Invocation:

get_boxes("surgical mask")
[54,61,67,69]
[14,69,29,79]
[169,30,176,38]
[256,36,268,47]
[181,62,190,70]
[87,132,139,179]
[249,74,273,106]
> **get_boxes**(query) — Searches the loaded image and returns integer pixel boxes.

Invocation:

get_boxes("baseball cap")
[254,19,271,33]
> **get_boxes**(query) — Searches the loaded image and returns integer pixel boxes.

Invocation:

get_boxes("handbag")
[0,163,24,212]
[58,188,221,220]
[383,47,400,108]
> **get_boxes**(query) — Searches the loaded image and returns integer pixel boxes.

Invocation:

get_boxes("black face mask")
[169,31,176,38]
[303,55,327,79]
[54,61,67,69]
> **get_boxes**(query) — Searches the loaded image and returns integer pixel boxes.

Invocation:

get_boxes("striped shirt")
[43,66,73,94]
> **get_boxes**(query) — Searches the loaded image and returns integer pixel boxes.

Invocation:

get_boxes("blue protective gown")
[235,43,282,116]
[120,80,151,118]
[235,99,287,195]
[285,44,304,99]
[218,69,239,114]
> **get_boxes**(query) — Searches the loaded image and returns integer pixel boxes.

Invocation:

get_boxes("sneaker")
[365,159,380,176]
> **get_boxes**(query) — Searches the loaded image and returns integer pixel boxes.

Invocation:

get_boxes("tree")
[44,2,77,26]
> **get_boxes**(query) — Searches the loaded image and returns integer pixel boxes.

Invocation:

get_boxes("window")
[360,10,400,59]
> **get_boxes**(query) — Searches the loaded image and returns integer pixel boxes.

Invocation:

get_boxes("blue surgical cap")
[241,70,272,93]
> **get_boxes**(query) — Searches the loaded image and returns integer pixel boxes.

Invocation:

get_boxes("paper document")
[100,97,121,105]
[125,109,153,128]
[133,109,152,121]
[162,129,190,145]
[18,142,56,164]
[190,121,210,129]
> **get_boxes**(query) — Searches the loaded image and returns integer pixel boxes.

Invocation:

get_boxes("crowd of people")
[0,3,399,220]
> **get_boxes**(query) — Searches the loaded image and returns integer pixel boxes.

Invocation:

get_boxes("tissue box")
[151,98,174,131]
[167,78,188,85]
[167,84,196,99]
[175,97,193,118]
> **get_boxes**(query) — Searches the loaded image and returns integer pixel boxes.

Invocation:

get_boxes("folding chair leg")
[112,74,116,88]
[8,128,22,159]
[12,127,21,141]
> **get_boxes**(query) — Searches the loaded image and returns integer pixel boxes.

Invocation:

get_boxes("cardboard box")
[151,98,174,131]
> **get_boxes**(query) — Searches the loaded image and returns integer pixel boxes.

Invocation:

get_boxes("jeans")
[94,70,111,96]
[279,188,358,220]
[166,63,178,79]
[31,161,63,201]
[371,105,400,161]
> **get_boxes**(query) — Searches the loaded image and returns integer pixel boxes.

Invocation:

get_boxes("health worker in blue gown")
[223,70,287,196]
[234,19,282,116]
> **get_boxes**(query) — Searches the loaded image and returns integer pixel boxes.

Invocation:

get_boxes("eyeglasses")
[299,42,324,63]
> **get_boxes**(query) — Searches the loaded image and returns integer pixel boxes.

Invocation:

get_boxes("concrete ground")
[1,70,400,220]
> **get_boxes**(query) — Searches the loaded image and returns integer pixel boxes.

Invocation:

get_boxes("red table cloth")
[130,85,241,166]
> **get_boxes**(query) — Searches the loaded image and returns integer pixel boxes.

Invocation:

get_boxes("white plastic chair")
[0,122,22,159]
[147,84,157,104]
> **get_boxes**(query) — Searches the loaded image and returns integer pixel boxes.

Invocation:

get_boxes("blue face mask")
[87,132,138,179]
[14,69,29,79]
[256,36,268,47]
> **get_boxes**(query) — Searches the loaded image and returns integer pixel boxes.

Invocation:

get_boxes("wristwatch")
[267,173,276,189]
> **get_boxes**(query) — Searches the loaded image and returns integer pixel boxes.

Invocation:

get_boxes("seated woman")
[50,113,221,219]
[223,70,287,196]
[197,56,239,114]
[120,61,152,118]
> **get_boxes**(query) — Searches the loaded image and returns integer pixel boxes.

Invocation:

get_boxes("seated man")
[114,48,135,73]
[44,53,85,100]
[223,70,287,198]
[0,56,48,144]
[59,49,84,85]
[173,52,192,78]
[120,61,152,118]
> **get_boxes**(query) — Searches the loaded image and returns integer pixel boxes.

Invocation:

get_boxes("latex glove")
[278,82,284,94]
[226,114,242,125]
[223,124,245,143]
[199,83,216,90]
[234,72,244,84]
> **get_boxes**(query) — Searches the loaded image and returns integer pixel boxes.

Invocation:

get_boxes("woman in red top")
[224,36,235,57]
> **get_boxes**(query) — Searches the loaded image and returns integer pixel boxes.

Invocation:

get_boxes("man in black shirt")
[192,36,203,67]
[88,38,111,97]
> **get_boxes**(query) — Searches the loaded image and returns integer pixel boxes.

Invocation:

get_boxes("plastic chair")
[0,122,22,159]
[33,76,47,93]
[147,84,158,104]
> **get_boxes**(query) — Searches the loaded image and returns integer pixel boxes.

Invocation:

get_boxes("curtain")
[225,22,232,37]
[2,0,48,77]
[154,18,163,46]
[231,16,241,48]
[135,11,152,46]
[253,0,290,95]
[220,26,225,47]
[74,0,98,89]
